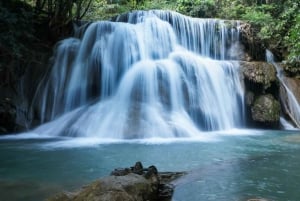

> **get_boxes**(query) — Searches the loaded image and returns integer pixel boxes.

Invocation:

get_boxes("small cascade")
[280,117,297,130]
[266,50,300,129]
[31,10,245,138]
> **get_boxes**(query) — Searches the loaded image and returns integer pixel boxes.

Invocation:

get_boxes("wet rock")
[158,183,174,201]
[241,61,277,91]
[110,167,131,176]
[48,173,157,201]
[110,161,144,176]
[251,94,280,127]
[132,161,144,175]
[48,162,184,201]
[241,61,281,128]
[144,165,158,179]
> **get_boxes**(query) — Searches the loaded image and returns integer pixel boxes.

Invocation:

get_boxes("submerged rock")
[48,162,184,201]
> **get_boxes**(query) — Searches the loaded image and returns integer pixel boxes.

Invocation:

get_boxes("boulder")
[241,61,277,91]
[48,162,185,201]
[48,174,157,201]
[251,94,280,127]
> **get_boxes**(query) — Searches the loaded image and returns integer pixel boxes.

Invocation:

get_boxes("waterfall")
[266,50,300,129]
[31,10,245,138]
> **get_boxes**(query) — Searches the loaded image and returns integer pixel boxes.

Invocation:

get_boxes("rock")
[110,161,144,176]
[239,22,266,61]
[132,161,144,175]
[158,183,174,201]
[110,168,131,176]
[251,94,280,127]
[241,61,281,128]
[48,162,185,201]
[241,61,277,91]
[48,173,157,201]
[144,165,158,179]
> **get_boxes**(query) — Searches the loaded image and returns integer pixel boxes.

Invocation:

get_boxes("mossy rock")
[48,173,157,201]
[241,61,277,90]
[251,94,280,123]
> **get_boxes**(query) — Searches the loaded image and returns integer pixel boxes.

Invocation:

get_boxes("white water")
[280,117,297,130]
[266,50,300,129]
[30,10,245,139]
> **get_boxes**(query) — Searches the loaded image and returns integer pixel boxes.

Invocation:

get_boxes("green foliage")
[218,2,247,19]
[177,0,216,18]
[241,8,273,26]
[215,0,299,65]
[84,0,177,20]
[285,13,300,67]
[240,6,275,41]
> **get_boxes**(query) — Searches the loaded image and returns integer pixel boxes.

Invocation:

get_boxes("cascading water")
[31,10,245,138]
[266,50,300,128]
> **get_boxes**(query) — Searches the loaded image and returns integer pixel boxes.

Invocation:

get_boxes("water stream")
[266,50,300,128]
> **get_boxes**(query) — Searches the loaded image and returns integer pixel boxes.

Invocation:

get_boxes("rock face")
[48,162,184,201]
[251,94,280,126]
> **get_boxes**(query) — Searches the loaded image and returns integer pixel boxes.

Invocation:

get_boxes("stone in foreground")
[48,162,184,201]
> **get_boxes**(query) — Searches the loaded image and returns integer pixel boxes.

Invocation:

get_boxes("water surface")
[1,130,300,201]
